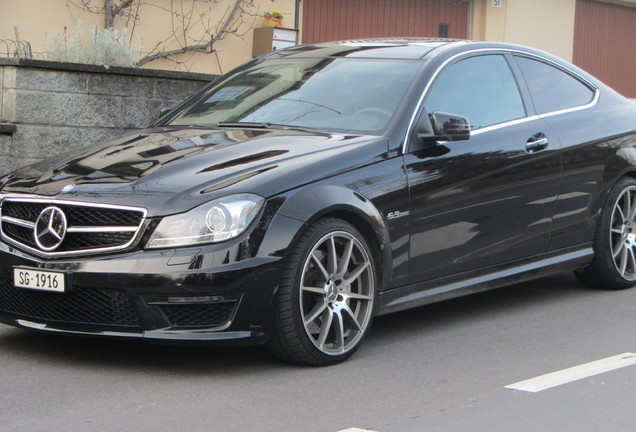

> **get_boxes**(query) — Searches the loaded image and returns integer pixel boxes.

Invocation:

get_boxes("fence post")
[13,27,24,58]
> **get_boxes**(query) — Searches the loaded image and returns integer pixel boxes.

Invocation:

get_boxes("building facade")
[1,0,635,96]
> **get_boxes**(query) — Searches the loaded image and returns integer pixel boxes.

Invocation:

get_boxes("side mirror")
[159,105,177,118]
[428,111,470,141]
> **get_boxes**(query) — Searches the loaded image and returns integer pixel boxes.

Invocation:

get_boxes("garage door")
[302,0,470,44]
[573,0,636,97]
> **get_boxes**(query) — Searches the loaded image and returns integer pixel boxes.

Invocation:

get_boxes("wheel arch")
[621,170,636,182]
[275,184,393,289]
[576,175,636,289]
[589,156,636,224]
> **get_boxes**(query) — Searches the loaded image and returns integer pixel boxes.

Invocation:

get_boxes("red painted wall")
[302,0,469,44]
[574,0,636,97]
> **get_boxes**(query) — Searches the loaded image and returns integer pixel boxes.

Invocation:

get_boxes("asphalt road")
[2,271,636,432]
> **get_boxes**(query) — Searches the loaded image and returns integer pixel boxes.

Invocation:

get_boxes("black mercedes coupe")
[1,39,636,365]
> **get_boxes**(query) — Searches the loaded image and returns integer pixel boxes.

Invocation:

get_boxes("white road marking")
[337,428,377,432]
[506,352,636,393]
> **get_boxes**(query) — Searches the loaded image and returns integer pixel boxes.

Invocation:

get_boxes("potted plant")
[263,9,283,27]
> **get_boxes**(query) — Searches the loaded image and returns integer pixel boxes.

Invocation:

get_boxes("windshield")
[168,57,422,133]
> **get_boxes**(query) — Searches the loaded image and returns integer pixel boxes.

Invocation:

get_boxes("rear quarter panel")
[546,92,636,251]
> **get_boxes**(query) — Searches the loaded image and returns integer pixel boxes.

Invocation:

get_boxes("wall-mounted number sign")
[492,0,503,7]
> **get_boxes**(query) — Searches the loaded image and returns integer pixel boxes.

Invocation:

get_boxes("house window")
[438,24,449,38]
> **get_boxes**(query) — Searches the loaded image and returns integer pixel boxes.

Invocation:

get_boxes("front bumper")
[0,214,299,346]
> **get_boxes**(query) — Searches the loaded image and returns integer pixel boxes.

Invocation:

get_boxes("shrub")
[46,23,142,67]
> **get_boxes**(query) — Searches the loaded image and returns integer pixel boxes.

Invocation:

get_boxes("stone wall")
[0,58,217,175]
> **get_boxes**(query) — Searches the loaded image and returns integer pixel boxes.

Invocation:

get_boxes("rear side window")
[425,55,526,129]
[515,56,595,114]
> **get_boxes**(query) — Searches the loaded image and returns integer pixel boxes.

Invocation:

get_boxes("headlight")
[147,194,264,249]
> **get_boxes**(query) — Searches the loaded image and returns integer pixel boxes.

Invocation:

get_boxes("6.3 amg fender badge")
[386,210,410,221]
[34,207,68,251]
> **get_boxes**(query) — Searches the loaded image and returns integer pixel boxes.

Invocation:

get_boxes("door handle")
[526,134,548,153]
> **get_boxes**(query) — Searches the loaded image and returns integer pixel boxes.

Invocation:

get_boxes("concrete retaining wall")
[0,58,216,175]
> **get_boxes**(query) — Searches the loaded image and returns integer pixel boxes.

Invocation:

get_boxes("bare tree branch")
[112,0,135,17]
[136,41,213,66]
[135,0,254,67]
[67,0,258,69]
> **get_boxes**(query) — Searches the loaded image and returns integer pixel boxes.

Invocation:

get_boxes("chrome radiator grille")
[0,197,147,257]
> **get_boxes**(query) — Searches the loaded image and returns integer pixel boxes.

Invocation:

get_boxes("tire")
[575,177,636,290]
[267,218,377,366]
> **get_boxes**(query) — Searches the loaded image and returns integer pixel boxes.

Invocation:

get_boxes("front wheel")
[576,177,636,290]
[267,218,377,366]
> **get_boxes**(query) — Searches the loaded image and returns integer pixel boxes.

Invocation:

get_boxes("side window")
[515,56,594,114]
[425,55,526,130]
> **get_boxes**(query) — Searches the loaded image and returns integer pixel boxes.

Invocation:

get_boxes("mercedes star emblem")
[34,207,68,251]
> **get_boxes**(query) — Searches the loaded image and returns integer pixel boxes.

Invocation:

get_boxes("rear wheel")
[575,177,636,289]
[267,218,376,366]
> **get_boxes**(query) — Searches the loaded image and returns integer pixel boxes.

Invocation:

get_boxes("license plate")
[14,268,66,293]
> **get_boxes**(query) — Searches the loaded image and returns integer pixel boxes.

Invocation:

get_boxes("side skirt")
[377,246,593,316]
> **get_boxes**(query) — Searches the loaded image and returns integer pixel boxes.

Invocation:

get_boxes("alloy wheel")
[610,185,636,281]
[299,230,375,355]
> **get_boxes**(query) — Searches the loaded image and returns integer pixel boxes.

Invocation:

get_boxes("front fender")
[275,184,393,289]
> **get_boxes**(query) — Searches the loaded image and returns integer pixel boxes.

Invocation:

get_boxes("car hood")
[0,127,387,216]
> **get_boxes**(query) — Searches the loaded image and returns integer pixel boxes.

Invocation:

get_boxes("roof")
[260,39,601,90]
[267,38,466,60]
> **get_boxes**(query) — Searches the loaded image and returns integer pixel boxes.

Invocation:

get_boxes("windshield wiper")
[215,122,320,133]
[216,121,270,128]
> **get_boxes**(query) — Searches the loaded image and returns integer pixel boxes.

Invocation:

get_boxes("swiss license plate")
[14,268,66,293]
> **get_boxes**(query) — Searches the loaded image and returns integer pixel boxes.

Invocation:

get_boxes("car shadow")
[0,272,613,372]
[367,271,609,344]
[0,328,287,372]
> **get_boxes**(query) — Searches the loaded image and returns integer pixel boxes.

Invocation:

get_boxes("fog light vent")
[159,302,236,328]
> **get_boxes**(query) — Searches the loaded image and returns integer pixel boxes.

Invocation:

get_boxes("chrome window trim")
[538,89,600,119]
[0,195,148,258]
[469,89,600,136]
[403,48,600,153]
[470,115,540,136]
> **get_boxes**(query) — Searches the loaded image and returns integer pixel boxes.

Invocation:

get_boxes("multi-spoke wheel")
[609,185,636,281]
[576,177,636,290]
[267,218,377,365]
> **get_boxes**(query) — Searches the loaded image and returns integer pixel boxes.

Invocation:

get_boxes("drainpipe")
[467,0,473,40]
[295,0,301,30]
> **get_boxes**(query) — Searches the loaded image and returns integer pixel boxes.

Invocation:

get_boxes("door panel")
[405,119,562,283]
